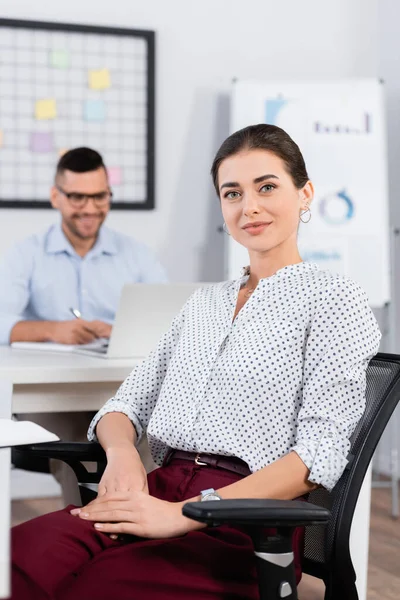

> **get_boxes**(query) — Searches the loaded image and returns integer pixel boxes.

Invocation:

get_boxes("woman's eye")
[260,184,275,193]
[225,191,241,200]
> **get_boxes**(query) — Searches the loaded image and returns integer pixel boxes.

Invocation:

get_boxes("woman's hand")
[98,444,148,497]
[71,490,201,539]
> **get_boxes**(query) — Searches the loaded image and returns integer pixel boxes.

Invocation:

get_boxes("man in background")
[0,147,165,503]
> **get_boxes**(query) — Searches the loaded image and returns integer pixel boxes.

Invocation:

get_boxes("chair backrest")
[302,353,400,581]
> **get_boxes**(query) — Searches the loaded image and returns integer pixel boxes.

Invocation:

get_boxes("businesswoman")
[11,124,380,600]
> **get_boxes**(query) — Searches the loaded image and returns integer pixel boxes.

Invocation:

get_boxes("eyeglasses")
[55,185,113,208]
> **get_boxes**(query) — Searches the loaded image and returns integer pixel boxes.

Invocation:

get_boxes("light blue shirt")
[0,223,168,344]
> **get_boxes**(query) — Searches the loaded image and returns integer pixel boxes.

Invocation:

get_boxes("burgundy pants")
[11,458,304,600]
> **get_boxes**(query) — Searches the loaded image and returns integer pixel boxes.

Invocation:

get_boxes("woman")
[11,124,381,600]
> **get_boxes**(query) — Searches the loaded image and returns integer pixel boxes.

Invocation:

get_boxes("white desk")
[0,347,140,414]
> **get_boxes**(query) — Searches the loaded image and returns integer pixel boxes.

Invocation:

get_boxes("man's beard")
[65,213,105,240]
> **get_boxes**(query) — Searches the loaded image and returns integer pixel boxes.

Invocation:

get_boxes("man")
[0,147,165,503]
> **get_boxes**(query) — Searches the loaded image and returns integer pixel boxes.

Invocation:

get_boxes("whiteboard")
[0,18,155,210]
[228,79,390,307]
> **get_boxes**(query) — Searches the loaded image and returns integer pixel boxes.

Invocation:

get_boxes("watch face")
[202,493,221,502]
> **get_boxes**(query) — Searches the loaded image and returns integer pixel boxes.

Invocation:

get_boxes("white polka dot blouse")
[88,262,381,492]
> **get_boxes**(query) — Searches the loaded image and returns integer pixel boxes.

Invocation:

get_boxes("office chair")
[15,353,400,600]
[11,446,50,474]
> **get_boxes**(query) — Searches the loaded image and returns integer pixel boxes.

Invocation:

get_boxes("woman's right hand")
[98,444,148,497]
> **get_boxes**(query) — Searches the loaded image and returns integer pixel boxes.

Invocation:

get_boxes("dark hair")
[211,124,309,194]
[56,147,106,179]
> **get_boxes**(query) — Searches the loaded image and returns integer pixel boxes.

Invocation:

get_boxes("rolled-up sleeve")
[0,243,32,345]
[87,305,185,442]
[292,279,381,491]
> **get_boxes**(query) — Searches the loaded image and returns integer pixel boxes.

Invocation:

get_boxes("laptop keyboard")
[81,345,108,354]
[77,338,109,353]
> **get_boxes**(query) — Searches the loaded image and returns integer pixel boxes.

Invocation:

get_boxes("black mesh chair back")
[302,353,400,599]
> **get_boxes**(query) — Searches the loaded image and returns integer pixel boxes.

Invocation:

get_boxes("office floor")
[11,487,400,599]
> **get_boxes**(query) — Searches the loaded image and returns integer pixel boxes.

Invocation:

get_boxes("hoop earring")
[222,222,231,235]
[300,208,311,223]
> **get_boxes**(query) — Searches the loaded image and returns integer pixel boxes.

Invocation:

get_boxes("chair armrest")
[184,499,331,600]
[182,498,330,528]
[13,441,105,462]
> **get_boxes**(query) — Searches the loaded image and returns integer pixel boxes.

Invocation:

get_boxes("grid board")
[0,18,155,210]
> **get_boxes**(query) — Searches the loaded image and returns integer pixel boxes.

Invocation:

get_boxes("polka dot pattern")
[88,262,381,492]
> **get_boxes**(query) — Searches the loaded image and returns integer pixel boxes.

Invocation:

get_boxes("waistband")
[165,450,251,478]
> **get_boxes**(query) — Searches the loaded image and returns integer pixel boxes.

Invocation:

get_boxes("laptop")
[73,282,206,359]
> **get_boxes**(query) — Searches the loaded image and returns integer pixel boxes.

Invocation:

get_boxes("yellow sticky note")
[89,69,111,90]
[35,99,57,120]
[58,148,69,157]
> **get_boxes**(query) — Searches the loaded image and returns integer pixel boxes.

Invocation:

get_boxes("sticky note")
[89,68,111,90]
[107,166,122,186]
[0,130,3,148]
[84,99,106,121]
[58,148,69,157]
[30,132,54,153]
[35,99,57,120]
[50,49,69,69]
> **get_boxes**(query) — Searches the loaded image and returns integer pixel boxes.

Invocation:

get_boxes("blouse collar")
[240,261,319,282]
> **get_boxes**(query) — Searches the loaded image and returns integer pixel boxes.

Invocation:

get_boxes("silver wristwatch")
[200,488,222,502]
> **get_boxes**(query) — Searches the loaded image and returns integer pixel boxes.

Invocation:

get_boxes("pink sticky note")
[30,132,54,153]
[107,166,122,186]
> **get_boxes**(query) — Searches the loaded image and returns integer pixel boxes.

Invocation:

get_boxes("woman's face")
[218,149,313,255]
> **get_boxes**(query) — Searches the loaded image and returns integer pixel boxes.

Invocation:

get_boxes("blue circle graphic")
[319,189,354,225]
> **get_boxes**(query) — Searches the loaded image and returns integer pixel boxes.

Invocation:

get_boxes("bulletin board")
[0,18,155,210]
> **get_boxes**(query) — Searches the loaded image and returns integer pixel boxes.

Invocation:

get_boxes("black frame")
[0,18,155,210]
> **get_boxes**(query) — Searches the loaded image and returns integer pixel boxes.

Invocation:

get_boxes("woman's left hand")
[71,491,200,539]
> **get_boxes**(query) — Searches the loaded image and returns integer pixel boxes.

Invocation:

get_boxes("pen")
[69,307,108,345]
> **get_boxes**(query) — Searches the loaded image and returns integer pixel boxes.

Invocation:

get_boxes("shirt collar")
[90,226,118,257]
[240,261,319,283]
[45,223,75,256]
[45,223,118,257]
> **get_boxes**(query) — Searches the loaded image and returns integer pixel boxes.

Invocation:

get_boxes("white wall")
[0,0,379,282]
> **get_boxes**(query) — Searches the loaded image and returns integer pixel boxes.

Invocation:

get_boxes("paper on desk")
[0,419,59,448]
[11,342,75,352]
[11,339,109,353]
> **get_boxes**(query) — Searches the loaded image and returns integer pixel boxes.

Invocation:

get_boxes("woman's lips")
[242,222,271,235]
